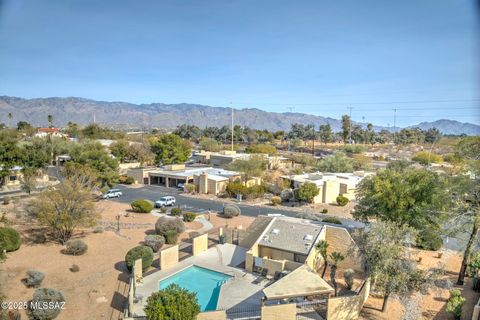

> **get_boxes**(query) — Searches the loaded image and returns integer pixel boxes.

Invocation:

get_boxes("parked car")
[155,196,176,207]
[177,182,185,189]
[102,189,122,199]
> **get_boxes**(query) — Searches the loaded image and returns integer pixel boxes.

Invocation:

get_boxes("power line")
[231,98,480,106]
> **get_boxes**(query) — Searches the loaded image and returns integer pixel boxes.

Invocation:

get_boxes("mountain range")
[0,96,478,135]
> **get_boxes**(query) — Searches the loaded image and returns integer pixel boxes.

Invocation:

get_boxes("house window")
[9,175,17,181]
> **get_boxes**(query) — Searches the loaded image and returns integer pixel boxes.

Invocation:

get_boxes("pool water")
[159,265,232,311]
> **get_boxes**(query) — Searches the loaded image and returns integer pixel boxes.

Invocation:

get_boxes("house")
[192,150,293,169]
[282,171,374,204]
[126,164,253,195]
[34,127,66,138]
[0,165,23,187]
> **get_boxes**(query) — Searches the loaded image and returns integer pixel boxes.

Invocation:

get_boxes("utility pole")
[348,107,353,144]
[230,102,234,151]
[393,108,397,144]
[362,116,367,144]
[311,123,315,156]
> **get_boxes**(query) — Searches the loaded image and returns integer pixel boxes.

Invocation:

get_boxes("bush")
[412,151,443,165]
[65,239,88,255]
[446,289,465,320]
[344,269,355,290]
[25,270,45,288]
[343,145,366,154]
[160,206,167,213]
[170,207,182,216]
[246,184,266,199]
[144,284,200,320]
[2,196,10,205]
[226,182,248,198]
[130,199,153,213]
[69,264,80,272]
[296,183,319,203]
[222,204,241,218]
[322,217,342,225]
[119,175,135,184]
[280,188,294,202]
[164,230,179,245]
[155,217,185,236]
[0,227,21,252]
[183,212,196,222]
[125,245,154,273]
[271,196,281,206]
[336,195,349,206]
[144,235,165,252]
[245,144,277,155]
[184,184,196,193]
[92,226,104,233]
[416,229,443,251]
[30,288,66,320]
[321,208,328,214]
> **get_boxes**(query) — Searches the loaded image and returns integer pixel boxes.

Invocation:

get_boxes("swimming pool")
[159,265,232,311]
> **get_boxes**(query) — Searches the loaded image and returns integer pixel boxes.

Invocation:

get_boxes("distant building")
[34,127,66,138]
[193,150,293,169]
[282,171,374,204]
[0,165,23,187]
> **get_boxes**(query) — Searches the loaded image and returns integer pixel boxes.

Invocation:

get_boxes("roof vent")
[303,234,313,241]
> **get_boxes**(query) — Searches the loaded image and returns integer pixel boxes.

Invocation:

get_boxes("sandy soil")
[0,200,254,320]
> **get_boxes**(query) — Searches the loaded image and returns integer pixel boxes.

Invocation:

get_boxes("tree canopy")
[144,284,200,320]
[150,134,191,165]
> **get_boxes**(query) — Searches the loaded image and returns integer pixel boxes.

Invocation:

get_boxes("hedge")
[125,245,154,273]
[131,199,154,213]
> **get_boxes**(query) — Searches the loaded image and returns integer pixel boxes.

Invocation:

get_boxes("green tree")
[227,155,266,182]
[354,167,451,250]
[315,240,329,278]
[31,177,98,243]
[150,134,191,165]
[110,140,131,162]
[144,284,200,320]
[318,124,334,144]
[199,137,222,152]
[329,251,345,296]
[341,114,351,144]
[173,124,202,141]
[316,152,354,172]
[7,112,13,127]
[0,130,23,185]
[17,121,32,131]
[296,182,319,203]
[47,114,53,128]
[245,143,277,155]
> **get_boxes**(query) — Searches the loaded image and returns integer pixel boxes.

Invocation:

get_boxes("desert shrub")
[25,270,45,288]
[159,206,167,213]
[130,199,153,213]
[321,208,328,214]
[164,230,179,245]
[468,251,480,277]
[222,204,241,218]
[271,196,281,206]
[32,233,47,244]
[225,182,248,198]
[144,284,200,320]
[144,235,165,252]
[2,196,10,205]
[125,245,154,273]
[92,226,104,233]
[336,195,349,206]
[343,145,366,154]
[183,212,196,222]
[412,151,442,165]
[69,264,80,272]
[65,239,88,255]
[416,229,443,251]
[446,289,465,320]
[119,175,135,184]
[184,184,196,193]
[246,184,266,199]
[322,217,342,225]
[30,288,65,320]
[155,217,185,236]
[170,207,182,216]
[280,188,294,202]
[0,227,21,252]
[344,269,355,290]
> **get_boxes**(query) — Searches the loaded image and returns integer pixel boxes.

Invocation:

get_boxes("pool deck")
[131,244,266,317]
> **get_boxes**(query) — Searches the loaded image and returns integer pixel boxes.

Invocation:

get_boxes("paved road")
[110,185,365,229]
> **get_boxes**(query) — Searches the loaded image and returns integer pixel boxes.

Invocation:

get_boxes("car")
[102,189,122,199]
[177,182,185,189]
[155,196,176,207]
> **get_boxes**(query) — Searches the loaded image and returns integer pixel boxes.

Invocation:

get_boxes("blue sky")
[0,0,478,126]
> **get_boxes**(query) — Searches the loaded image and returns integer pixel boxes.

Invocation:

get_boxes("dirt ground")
[0,200,254,320]
[359,249,480,320]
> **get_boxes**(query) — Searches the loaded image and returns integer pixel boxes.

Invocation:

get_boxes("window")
[9,175,17,181]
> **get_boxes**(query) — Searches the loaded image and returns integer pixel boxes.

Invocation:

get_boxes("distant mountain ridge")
[0,96,478,135]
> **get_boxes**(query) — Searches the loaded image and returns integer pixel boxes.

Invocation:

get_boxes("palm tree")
[47,114,53,128]
[7,112,12,128]
[329,251,345,297]
[315,240,329,278]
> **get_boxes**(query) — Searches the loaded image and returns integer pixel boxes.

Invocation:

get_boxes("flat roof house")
[282,171,374,204]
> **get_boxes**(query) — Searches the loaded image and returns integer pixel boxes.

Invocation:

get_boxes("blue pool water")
[159,265,232,311]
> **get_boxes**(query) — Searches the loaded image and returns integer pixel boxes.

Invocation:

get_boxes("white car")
[102,189,122,199]
[155,196,176,207]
